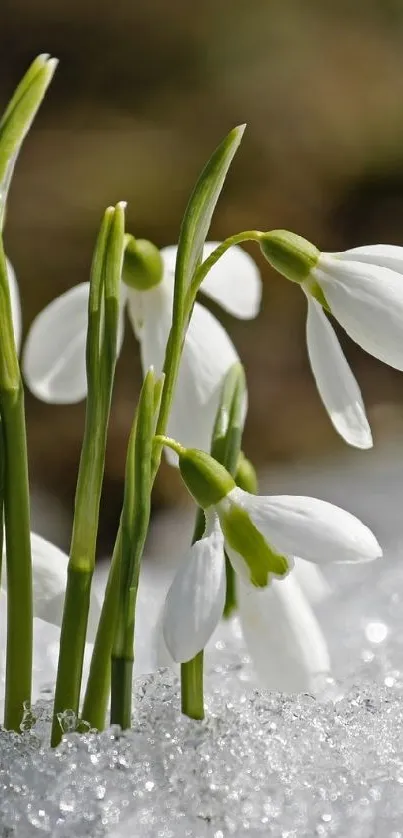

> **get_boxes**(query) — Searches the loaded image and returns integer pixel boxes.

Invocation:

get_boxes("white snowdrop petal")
[32,621,95,703]
[225,543,253,585]
[305,295,372,449]
[6,260,22,352]
[128,282,242,467]
[200,242,262,320]
[1,534,68,626]
[29,533,68,626]
[1,532,101,640]
[228,486,382,565]
[162,515,226,662]
[166,302,241,462]
[335,244,403,274]
[237,573,330,692]
[293,558,331,605]
[315,258,403,371]
[160,245,178,278]
[160,241,262,319]
[22,284,90,403]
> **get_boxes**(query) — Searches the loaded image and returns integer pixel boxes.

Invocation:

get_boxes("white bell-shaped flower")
[306,244,403,449]
[22,242,261,465]
[162,487,381,673]
[261,233,403,450]
[162,511,331,693]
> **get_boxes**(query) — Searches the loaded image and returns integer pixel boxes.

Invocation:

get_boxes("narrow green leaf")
[111,368,158,729]
[114,368,156,660]
[0,55,57,223]
[211,362,246,475]
[174,124,245,309]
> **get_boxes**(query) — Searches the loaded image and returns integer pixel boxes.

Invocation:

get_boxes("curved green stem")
[185,230,263,317]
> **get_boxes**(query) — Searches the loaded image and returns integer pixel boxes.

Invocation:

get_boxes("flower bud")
[178,448,235,509]
[122,235,163,291]
[260,230,319,284]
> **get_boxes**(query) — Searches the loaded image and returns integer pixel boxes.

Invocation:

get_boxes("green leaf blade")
[175,124,246,307]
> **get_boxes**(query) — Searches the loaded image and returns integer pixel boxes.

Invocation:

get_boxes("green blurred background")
[3,0,403,548]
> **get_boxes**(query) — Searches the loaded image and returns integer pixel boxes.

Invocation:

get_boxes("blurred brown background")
[3,0,403,549]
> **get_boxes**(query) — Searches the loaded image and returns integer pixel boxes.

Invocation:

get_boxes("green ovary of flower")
[179,448,236,509]
[260,230,319,284]
[122,235,163,291]
[220,504,290,587]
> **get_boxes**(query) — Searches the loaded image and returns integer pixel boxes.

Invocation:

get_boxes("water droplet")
[365,621,388,644]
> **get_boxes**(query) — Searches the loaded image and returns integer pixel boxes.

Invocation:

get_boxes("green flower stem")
[51,204,124,746]
[0,421,5,582]
[0,241,32,731]
[211,364,246,618]
[2,388,32,731]
[84,377,164,731]
[181,652,204,720]
[110,371,156,729]
[180,505,205,718]
[81,526,121,730]
[110,658,133,730]
[185,231,263,319]
[181,364,247,717]
[151,329,183,480]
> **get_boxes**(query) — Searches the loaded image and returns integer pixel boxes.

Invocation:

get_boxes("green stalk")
[51,203,125,746]
[185,231,263,318]
[0,241,32,731]
[80,526,121,730]
[0,420,5,581]
[180,506,205,718]
[211,364,246,617]
[2,388,32,730]
[181,652,204,720]
[180,364,247,717]
[110,658,133,729]
[0,58,58,730]
[110,371,156,729]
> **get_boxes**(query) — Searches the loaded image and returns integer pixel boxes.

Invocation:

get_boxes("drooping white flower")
[261,233,403,450]
[0,532,101,709]
[162,512,331,692]
[162,473,381,677]
[22,242,261,464]
[236,572,330,692]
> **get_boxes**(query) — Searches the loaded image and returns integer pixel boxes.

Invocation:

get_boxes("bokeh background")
[3,0,403,550]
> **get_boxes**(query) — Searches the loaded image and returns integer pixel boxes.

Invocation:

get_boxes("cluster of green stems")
[0,55,265,742]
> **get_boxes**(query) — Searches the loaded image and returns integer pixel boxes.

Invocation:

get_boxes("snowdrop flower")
[161,517,331,693]
[22,240,261,465]
[261,232,403,450]
[162,445,382,673]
